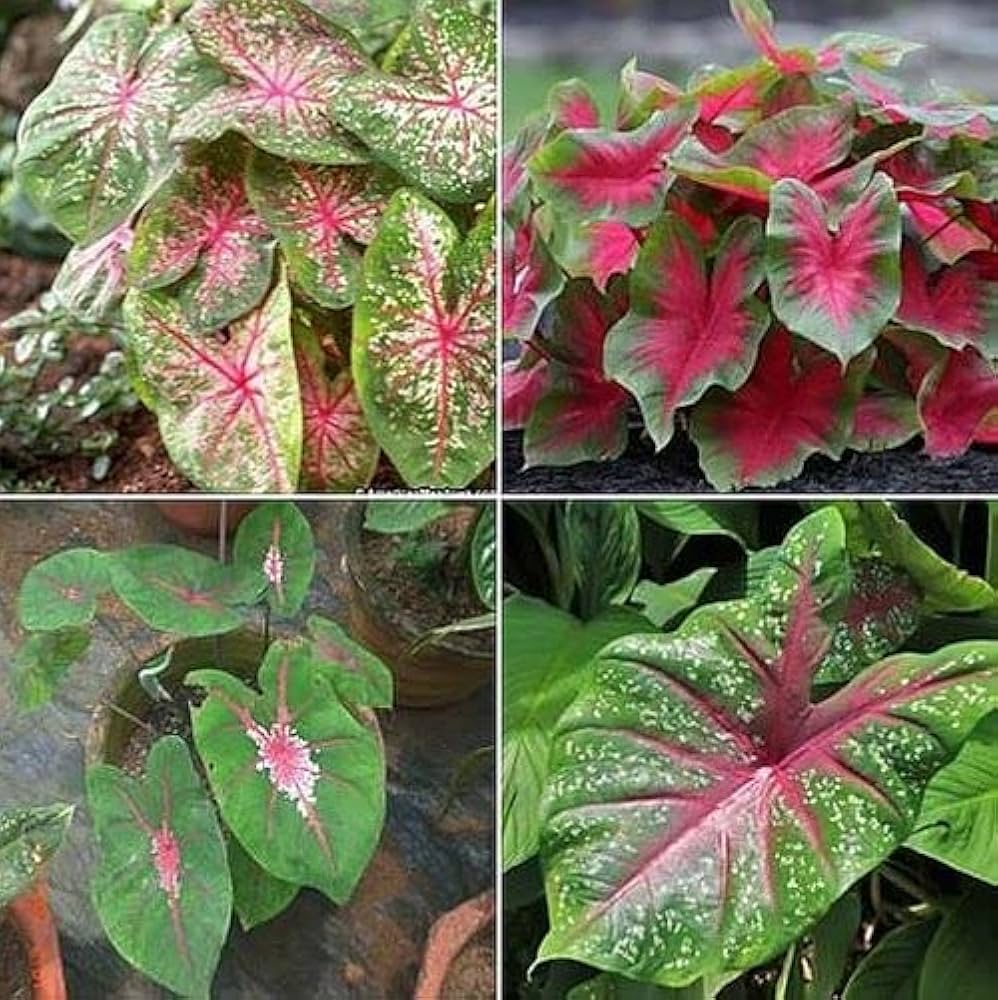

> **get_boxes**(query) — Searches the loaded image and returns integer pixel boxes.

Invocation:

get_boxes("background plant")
[504,0,998,490]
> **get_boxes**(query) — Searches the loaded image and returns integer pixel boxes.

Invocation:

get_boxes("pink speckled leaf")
[689,328,872,490]
[549,79,600,129]
[129,140,274,332]
[918,347,998,457]
[538,506,998,987]
[15,14,222,242]
[123,272,301,492]
[176,0,371,165]
[503,218,565,340]
[605,214,769,449]
[248,151,391,310]
[52,221,134,322]
[550,219,639,293]
[849,389,921,452]
[766,175,902,364]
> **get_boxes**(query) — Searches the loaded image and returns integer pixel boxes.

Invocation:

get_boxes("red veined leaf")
[689,328,872,490]
[353,191,494,488]
[306,614,393,710]
[906,199,991,265]
[51,221,134,322]
[18,548,110,632]
[690,61,777,127]
[15,14,221,242]
[528,105,698,226]
[129,139,274,333]
[616,58,682,130]
[504,115,547,224]
[760,72,820,117]
[897,242,998,356]
[549,79,600,130]
[330,0,496,203]
[523,280,632,467]
[882,145,975,201]
[88,738,232,998]
[536,506,998,987]
[247,151,391,310]
[964,202,998,244]
[729,0,816,74]
[123,272,302,493]
[766,175,902,364]
[849,388,921,452]
[550,219,640,293]
[604,214,769,449]
[918,347,998,457]
[503,217,565,340]
[503,355,548,431]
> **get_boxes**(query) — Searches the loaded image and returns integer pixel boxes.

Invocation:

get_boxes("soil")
[0,914,30,1000]
[441,926,494,1000]
[119,684,204,777]
[0,13,64,113]
[504,429,998,494]
[0,252,57,325]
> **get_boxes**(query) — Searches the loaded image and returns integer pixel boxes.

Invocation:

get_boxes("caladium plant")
[12,0,496,491]
[505,0,998,490]
[7,501,394,996]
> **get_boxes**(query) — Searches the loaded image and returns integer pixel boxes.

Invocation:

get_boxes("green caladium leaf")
[636,501,758,549]
[12,628,91,712]
[128,139,275,333]
[632,569,717,631]
[247,151,391,310]
[18,547,109,631]
[123,273,302,493]
[331,0,496,203]
[15,14,222,241]
[363,500,449,533]
[228,836,299,931]
[88,737,232,999]
[232,501,315,617]
[187,640,386,903]
[0,804,74,907]
[108,544,259,635]
[471,505,496,610]
[306,614,394,709]
[176,0,371,165]
[842,919,936,1000]
[353,190,494,488]
[536,508,998,987]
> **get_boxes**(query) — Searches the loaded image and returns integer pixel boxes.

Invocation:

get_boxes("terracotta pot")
[415,890,494,1000]
[154,501,256,539]
[341,504,494,708]
[4,881,67,1000]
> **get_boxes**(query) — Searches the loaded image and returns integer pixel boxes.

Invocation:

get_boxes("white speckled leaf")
[537,508,998,988]
[331,0,496,203]
[15,14,221,242]
[123,273,302,492]
[352,190,494,488]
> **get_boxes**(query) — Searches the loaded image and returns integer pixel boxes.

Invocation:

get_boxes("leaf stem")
[880,864,934,906]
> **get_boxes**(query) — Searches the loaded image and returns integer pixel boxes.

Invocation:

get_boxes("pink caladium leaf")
[849,388,921,452]
[549,79,601,130]
[604,214,769,449]
[918,347,998,457]
[51,221,134,323]
[689,328,872,490]
[123,272,302,492]
[528,105,698,226]
[88,738,232,998]
[176,0,371,165]
[353,190,494,488]
[550,219,640,293]
[128,140,274,333]
[247,151,391,310]
[504,115,547,224]
[15,14,222,242]
[906,199,991,265]
[616,58,682,130]
[537,506,998,987]
[503,218,566,340]
[818,33,924,73]
[766,175,902,364]
[729,0,816,74]
[330,0,496,203]
[187,639,386,904]
[503,356,548,431]
[689,61,777,127]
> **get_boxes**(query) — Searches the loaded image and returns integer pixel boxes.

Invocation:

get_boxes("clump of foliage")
[504,0,998,490]
[503,499,998,997]
[13,0,496,491]
[10,501,393,996]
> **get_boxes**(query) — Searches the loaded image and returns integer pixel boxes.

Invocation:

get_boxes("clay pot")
[415,890,494,1000]
[154,501,256,539]
[3,881,67,1000]
[341,504,494,708]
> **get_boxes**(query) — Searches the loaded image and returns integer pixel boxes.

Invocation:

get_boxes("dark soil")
[0,13,64,113]
[119,684,204,777]
[442,926,494,1000]
[504,429,998,494]
[0,251,57,324]
[0,915,30,1000]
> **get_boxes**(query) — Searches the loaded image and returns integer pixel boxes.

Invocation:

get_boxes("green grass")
[504,60,621,138]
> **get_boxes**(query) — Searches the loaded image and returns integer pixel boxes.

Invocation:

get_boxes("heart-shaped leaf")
[766,175,902,364]
[549,79,601,130]
[123,273,302,492]
[848,389,921,453]
[128,139,274,333]
[605,214,768,450]
[0,804,74,908]
[306,614,393,709]
[353,190,494,488]
[550,219,640,294]
[331,0,496,203]
[917,347,998,458]
[228,836,299,931]
[536,508,998,987]
[503,218,565,340]
[15,14,221,241]
[88,737,232,999]
[503,356,548,431]
[187,639,386,903]
[11,628,91,712]
[176,0,370,165]
[18,548,109,631]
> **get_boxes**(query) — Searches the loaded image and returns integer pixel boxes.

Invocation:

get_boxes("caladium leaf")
[537,507,998,988]
[689,329,871,490]
[616,59,682,131]
[306,614,393,709]
[528,106,698,226]
[842,919,936,1000]
[549,79,601,130]
[177,0,370,165]
[605,214,769,450]
[503,218,565,339]
[52,222,134,322]
[331,0,496,203]
[247,152,391,310]
[123,274,302,493]
[18,547,109,631]
[472,505,497,610]
[0,804,74,908]
[187,639,386,903]
[818,33,923,73]
[353,190,494,488]
[232,501,315,617]
[848,389,921,453]
[766,175,902,364]
[15,14,221,242]
[550,219,640,294]
[504,115,546,224]
[12,628,91,712]
[729,0,815,74]
[906,198,991,265]
[88,737,232,999]
[108,544,258,635]
[128,139,274,333]
[503,355,548,430]
[917,347,998,458]
[228,835,299,932]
